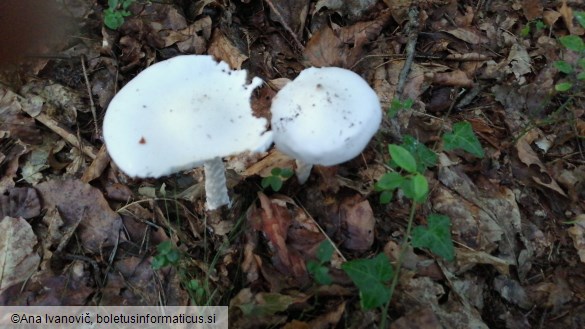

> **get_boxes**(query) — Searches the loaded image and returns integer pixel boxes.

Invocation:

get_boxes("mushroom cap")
[103,55,272,178]
[270,67,381,166]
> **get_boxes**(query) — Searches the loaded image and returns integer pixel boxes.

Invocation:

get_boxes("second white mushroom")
[270,67,382,183]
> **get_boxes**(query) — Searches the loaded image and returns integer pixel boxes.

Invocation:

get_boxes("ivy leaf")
[399,174,428,203]
[401,135,437,172]
[554,60,573,74]
[342,254,393,310]
[388,144,417,173]
[411,214,455,261]
[443,121,485,158]
[307,261,332,285]
[280,168,294,179]
[316,240,334,263]
[560,35,585,52]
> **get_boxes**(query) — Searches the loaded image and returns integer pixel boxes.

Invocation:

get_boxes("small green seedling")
[387,98,413,118]
[554,12,585,92]
[104,0,135,30]
[151,240,181,269]
[261,167,294,192]
[306,240,334,285]
[520,19,546,37]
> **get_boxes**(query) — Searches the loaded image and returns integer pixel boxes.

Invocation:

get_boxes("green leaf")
[388,144,418,173]
[375,172,405,191]
[400,176,427,202]
[554,60,573,74]
[379,190,393,204]
[520,24,530,37]
[560,35,585,52]
[156,240,173,255]
[280,168,294,179]
[104,9,126,29]
[151,255,169,269]
[261,176,272,189]
[578,58,585,69]
[401,135,437,172]
[575,11,585,29]
[238,293,297,316]
[271,167,282,176]
[411,173,429,202]
[108,0,119,8]
[316,240,334,263]
[342,254,393,310]
[411,214,455,261]
[307,261,332,285]
[442,121,485,158]
[535,20,546,31]
[270,178,283,191]
[166,249,181,264]
[387,98,413,117]
[555,81,573,92]
[577,71,585,80]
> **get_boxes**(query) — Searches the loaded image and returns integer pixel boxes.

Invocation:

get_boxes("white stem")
[203,157,230,210]
[295,159,313,184]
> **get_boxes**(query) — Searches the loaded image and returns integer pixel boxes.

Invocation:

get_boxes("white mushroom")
[270,67,381,183]
[103,55,272,210]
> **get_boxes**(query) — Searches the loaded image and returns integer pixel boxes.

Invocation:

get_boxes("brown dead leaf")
[208,29,248,69]
[101,256,187,305]
[516,130,567,197]
[493,276,532,309]
[36,179,122,253]
[268,0,310,37]
[339,195,374,252]
[427,70,474,87]
[304,11,391,67]
[252,193,308,279]
[0,187,41,219]
[559,0,585,36]
[567,214,585,263]
[443,28,489,45]
[522,0,543,21]
[0,262,93,306]
[315,0,378,20]
[308,301,346,329]
[390,307,442,329]
[0,216,40,293]
[0,88,41,145]
[162,17,212,54]
[382,0,412,23]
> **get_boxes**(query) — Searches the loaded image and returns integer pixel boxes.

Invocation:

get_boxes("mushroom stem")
[295,159,313,184]
[203,157,230,210]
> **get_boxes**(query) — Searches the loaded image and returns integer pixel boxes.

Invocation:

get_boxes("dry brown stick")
[263,0,305,52]
[21,107,98,159]
[80,55,99,138]
[396,6,420,99]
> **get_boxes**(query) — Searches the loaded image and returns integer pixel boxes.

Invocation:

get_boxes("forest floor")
[1,0,585,328]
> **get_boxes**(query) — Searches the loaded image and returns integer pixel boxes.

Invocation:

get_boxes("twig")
[263,0,305,52]
[396,7,420,99]
[81,55,99,138]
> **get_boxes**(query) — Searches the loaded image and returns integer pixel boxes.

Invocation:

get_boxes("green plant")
[151,240,181,269]
[338,97,484,324]
[554,12,585,92]
[306,240,334,285]
[261,167,294,192]
[387,98,413,118]
[103,0,135,30]
[520,19,546,37]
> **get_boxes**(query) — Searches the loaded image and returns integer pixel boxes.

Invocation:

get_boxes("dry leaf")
[567,215,585,263]
[36,179,122,253]
[0,216,40,293]
[339,195,374,252]
[208,29,248,69]
[0,187,41,219]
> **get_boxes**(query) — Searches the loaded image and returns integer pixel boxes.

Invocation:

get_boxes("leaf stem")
[379,200,417,328]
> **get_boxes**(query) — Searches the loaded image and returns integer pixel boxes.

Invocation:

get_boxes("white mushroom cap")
[103,55,272,178]
[270,67,381,166]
